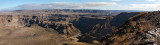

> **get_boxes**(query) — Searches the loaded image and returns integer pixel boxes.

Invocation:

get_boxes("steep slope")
[72,16,110,34]
[110,12,140,27]
[103,11,160,45]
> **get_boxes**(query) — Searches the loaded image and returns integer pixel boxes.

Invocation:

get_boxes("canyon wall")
[0,14,81,36]
[103,11,160,45]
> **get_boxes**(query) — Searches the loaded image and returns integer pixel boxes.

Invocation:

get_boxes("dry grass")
[0,26,71,45]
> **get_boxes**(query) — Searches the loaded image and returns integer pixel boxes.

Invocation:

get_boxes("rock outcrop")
[103,11,160,45]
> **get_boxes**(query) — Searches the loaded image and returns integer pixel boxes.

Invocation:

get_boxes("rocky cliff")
[110,12,140,27]
[103,11,160,45]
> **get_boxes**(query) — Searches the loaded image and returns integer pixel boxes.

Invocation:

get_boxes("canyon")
[0,9,142,45]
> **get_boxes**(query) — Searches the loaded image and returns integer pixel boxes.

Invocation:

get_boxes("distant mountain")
[0,9,144,15]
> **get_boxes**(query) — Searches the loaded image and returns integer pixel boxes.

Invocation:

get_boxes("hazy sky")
[0,0,160,11]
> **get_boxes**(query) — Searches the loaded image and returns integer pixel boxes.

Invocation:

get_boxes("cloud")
[111,0,121,1]
[128,0,160,11]
[7,2,117,10]
[146,0,156,2]
[131,4,160,8]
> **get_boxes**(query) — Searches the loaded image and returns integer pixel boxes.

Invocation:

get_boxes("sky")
[0,0,160,11]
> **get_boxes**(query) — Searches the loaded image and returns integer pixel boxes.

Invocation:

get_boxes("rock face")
[103,11,160,45]
[110,12,140,27]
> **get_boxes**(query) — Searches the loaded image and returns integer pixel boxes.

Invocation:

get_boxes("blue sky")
[0,0,160,11]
